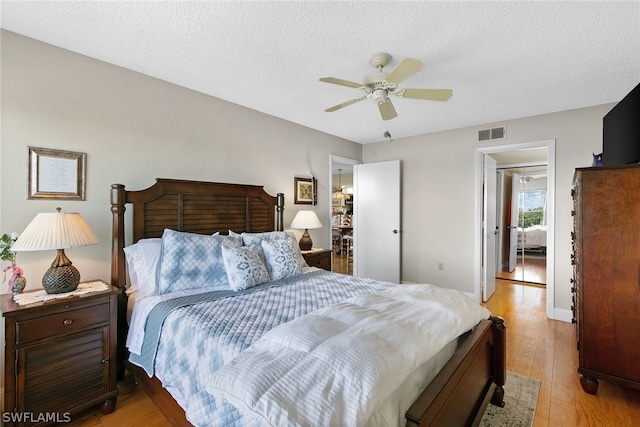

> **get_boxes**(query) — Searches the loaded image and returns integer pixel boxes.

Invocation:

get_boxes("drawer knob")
[63,319,73,326]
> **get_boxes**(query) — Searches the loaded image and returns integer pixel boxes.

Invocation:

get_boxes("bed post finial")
[276,193,284,231]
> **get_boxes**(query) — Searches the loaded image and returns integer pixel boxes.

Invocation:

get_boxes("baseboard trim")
[553,308,573,323]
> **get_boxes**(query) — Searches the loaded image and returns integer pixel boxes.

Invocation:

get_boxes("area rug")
[480,371,541,427]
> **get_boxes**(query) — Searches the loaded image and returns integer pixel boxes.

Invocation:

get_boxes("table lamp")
[291,210,322,251]
[11,208,100,294]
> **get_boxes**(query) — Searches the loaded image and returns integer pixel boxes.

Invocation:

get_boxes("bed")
[110,178,506,426]
[518,225,547,252]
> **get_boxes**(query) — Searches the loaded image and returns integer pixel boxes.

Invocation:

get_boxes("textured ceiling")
[1,1,639,144]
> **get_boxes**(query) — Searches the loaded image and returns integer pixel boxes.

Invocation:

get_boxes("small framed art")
[294,177,317,205]
[28,147,87,200]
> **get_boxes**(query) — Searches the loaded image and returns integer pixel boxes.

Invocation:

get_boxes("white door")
[508,173,521,272]
[483,155,497,301]
[353,160,401,282]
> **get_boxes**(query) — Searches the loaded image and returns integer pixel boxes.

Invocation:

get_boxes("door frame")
[482,154,497,302]
[329,155,362,255]
[475,139,556,319]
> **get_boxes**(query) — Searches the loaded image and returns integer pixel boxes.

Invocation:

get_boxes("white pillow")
[241,231,308,268]
[123,238,162,299]
[260,238,303,280]
[222,245,271,291]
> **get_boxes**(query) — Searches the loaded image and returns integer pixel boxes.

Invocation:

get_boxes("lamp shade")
[12,211,99,251]
[11,209,99,294]
[290,210,322,230]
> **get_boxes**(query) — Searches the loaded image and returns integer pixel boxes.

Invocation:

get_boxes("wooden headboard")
[110,178,284,290]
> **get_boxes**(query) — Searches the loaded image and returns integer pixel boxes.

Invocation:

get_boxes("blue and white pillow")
[158,229,242,294]
[222,245,271,291]
[260,238,303,280]
[241,231,308,268]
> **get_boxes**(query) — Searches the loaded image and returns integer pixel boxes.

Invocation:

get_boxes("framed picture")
[294,177,317,205]
[28,147,86,200]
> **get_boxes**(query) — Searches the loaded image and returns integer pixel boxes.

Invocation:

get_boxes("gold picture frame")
[28,147,86,200]
[294,177,317,205]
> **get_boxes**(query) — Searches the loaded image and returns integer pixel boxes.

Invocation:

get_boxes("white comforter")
[206,283,491,427]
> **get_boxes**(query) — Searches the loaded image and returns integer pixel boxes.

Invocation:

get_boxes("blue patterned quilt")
[128,270,394,426]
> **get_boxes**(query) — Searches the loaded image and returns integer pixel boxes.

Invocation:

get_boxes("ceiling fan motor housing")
[372,88,388,103]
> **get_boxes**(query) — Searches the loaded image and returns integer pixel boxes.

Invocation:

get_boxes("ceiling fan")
[320,52,452,121]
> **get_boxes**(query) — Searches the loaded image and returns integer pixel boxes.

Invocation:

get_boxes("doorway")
[330,155,360,275]
[476,140,556,319]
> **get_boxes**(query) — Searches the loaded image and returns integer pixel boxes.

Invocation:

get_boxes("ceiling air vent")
[478,126,506,141]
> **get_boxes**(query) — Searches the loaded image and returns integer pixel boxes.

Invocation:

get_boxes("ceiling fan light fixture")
[372,88,388,103]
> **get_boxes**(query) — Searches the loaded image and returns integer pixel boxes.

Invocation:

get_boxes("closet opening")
[495,164,548,286]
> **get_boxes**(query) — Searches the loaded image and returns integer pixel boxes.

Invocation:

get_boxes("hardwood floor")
[331,250,352,275]
[495,253,547,285]
[68,279,640,426]
[483,279,640,426]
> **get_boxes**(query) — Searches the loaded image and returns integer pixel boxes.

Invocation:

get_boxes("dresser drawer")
[16,303,110,344]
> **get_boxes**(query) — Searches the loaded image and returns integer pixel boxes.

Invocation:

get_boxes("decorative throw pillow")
[241,231,308,268]
[260,238,302,281]
[123,238,162,298]
[158,229,242,294]
[222,245,271,291]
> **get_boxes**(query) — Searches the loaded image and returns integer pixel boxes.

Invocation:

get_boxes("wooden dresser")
[1,282,119,426]
[571,165,640,394]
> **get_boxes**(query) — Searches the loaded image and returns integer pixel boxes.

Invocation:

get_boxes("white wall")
[362,103,613,317]
[0,30,362,292]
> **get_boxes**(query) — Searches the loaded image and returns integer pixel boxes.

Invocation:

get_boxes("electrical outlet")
[438,262,444,271]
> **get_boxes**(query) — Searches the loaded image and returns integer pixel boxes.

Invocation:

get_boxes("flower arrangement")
[1,232,25,294]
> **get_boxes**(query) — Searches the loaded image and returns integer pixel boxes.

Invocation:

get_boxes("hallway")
[496,253,546,285]
[331,250,352,276]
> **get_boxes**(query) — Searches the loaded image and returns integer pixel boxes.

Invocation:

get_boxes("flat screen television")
[602,82,640,166]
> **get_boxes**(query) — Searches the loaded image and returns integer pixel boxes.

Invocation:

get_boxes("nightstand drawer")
[312,254,331,270]
[301,249,332,271]
[16,303,110,344]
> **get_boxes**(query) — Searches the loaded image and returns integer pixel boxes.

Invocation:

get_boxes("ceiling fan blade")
[319,77,364,89]
[325,96,367,112]
[400,88,453,101]
[384,58,424,85]
[378,99,398,121]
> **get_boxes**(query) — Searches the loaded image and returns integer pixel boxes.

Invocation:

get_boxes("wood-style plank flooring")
[495,253,547,285]
[68,278,640,426]
[483,279,640,426]
[331,250,352,275]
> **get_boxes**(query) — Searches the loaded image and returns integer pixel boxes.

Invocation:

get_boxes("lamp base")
[43,265,80,294]
[298,229,313,251]
[42,249,81,294]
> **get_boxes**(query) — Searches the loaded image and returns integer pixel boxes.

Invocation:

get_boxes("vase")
[12,275,26,295]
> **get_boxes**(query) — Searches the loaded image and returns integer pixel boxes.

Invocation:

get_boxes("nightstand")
[1,281,119,426]
[301,248,332,271]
